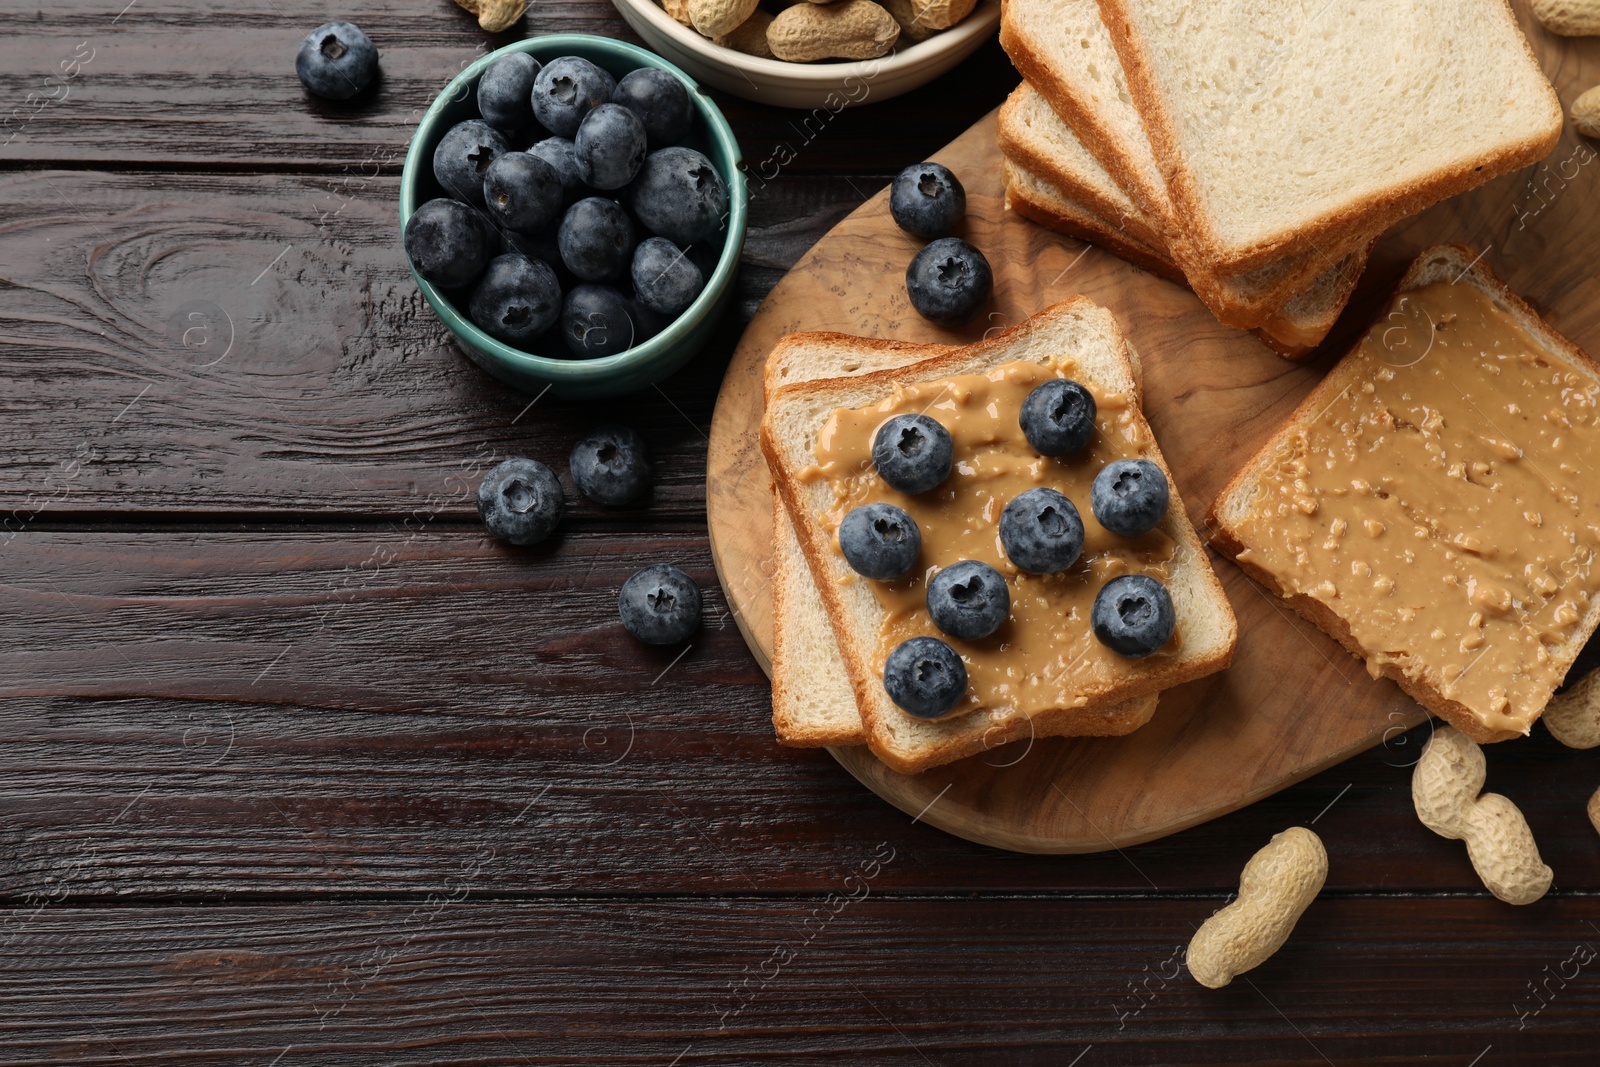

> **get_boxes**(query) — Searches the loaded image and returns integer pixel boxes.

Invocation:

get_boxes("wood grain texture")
[0,170,874,519]
[7,898,1600,1064]
[4,529,1599,899]
[0,0,1018,170]
[708,19,1600,852]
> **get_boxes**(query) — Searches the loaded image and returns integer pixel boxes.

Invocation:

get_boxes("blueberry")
[838,502,921,580]
[574,103,648,191]
[532,56,616,138]
[295,21,378,101]
[526,137,589,205]
[570,425,650,506]
[500,230,573,287]
[1091,458,1169,537]
[612,67,692,149]
[906,237,993,326]
[627,147,728,246]
[1020,378,1097,457]
[468,254,562,347]
[871,413,952,495]
[999,488,1084,574]
[883,635,967,718]
[433,119,511,208]
[926,559,1010,641]
[558,197,635,283]
[889,162,966,239]
[1091,574,1176,658]
[483,152,564,235]
[476,51,540,131]
[477,457,564,546]
[619,563,701,644]
[631,236,704,317]
[561,284,639,358]
[404,198,491,289]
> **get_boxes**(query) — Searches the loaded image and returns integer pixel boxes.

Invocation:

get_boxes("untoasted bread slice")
[762,300,1236,774]
[1095,0,1563,272]
[763,333,1160,749]
[1209,245,1600,744]
[996,82,1378,331]
[1000,158,1366,360]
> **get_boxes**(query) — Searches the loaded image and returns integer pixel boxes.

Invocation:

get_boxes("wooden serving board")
[706,48,1600,852]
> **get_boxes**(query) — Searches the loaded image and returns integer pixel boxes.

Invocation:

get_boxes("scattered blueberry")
[468,254,562,346]
[627,146,728,246]
[612,67,692,148]
[889,162,966,239]
[483,151,564,235]
[999,488,1084,574]
[619,563,702,644]
[1091,574,1176,658]
[477,457,564,546]
[527,137,589,205]
[883,635,967,718]
[926,559,1010,641]
[569,425,651,506]
[574,103,648,190]
[871,413,952,495]
[631,237,704,316]
[906,237,993,326]
[561,284,638,358]
[558,197,636,283]
[838,502,921,580]
[476,51,540,131]
[1091,458,1169,537]
[1020,379,1097,457]
[295,21,378,101]
[404,198,491,289]
[433,119,511,208]
[532,56,616,138]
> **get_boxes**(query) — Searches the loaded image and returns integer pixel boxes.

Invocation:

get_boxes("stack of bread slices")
[998,0,1564,358]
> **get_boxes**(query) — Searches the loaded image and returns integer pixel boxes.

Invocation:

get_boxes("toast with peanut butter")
[1209,245,1600,744]
[763,333,1160,750]
[762,300,1237,774]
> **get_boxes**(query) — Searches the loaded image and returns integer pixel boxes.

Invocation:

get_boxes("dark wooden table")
[2,2,1599,1063]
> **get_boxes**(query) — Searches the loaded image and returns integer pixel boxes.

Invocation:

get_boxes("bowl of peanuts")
[611,0,999,109]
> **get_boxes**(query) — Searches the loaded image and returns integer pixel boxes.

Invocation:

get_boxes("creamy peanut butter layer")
[797,359,1178,719]
[1228,281,1600,735]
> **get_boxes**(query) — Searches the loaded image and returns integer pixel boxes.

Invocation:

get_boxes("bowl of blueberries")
[400,35,748,399]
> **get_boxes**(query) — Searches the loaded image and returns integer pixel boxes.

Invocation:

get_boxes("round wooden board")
[707,37,1600,852]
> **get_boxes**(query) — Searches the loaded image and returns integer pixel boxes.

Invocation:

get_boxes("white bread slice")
[762,300,1236,774]
[996,82,1379,331]
[1000,158,1366,360]
[763,334,1160,749]
[1095,0,1563,272]
[1209,245,1600,745]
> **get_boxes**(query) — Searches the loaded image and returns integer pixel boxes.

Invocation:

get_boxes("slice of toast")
[763,333,1160,749]
[1094,0,1563,272]
[1000,158,1366,361]
[997,82,1378,332]
[1209,245,1600,744]
[763,300,1236,774]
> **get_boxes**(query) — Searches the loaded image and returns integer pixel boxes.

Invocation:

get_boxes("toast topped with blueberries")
[761,299,1236,774]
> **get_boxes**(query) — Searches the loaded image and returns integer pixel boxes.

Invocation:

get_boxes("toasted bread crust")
[762,300,1237,774]
[1207,244,1600,742]
[1095,0,1563,273]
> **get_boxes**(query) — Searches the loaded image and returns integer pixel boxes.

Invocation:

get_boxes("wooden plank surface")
[5,899,1600,1064]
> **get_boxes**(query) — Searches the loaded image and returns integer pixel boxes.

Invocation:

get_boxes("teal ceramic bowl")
[399,34,748,399]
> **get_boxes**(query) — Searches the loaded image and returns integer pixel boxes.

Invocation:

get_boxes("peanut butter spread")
[798,359,1178,720]
[1228,281,1600,735]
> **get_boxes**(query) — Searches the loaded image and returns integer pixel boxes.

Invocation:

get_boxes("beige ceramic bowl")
[610,0,1000,110]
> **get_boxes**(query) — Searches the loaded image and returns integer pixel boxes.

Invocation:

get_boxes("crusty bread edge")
[1094,0,1564,273]
[1206,244,1600,743]
[761,300,1237,774]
